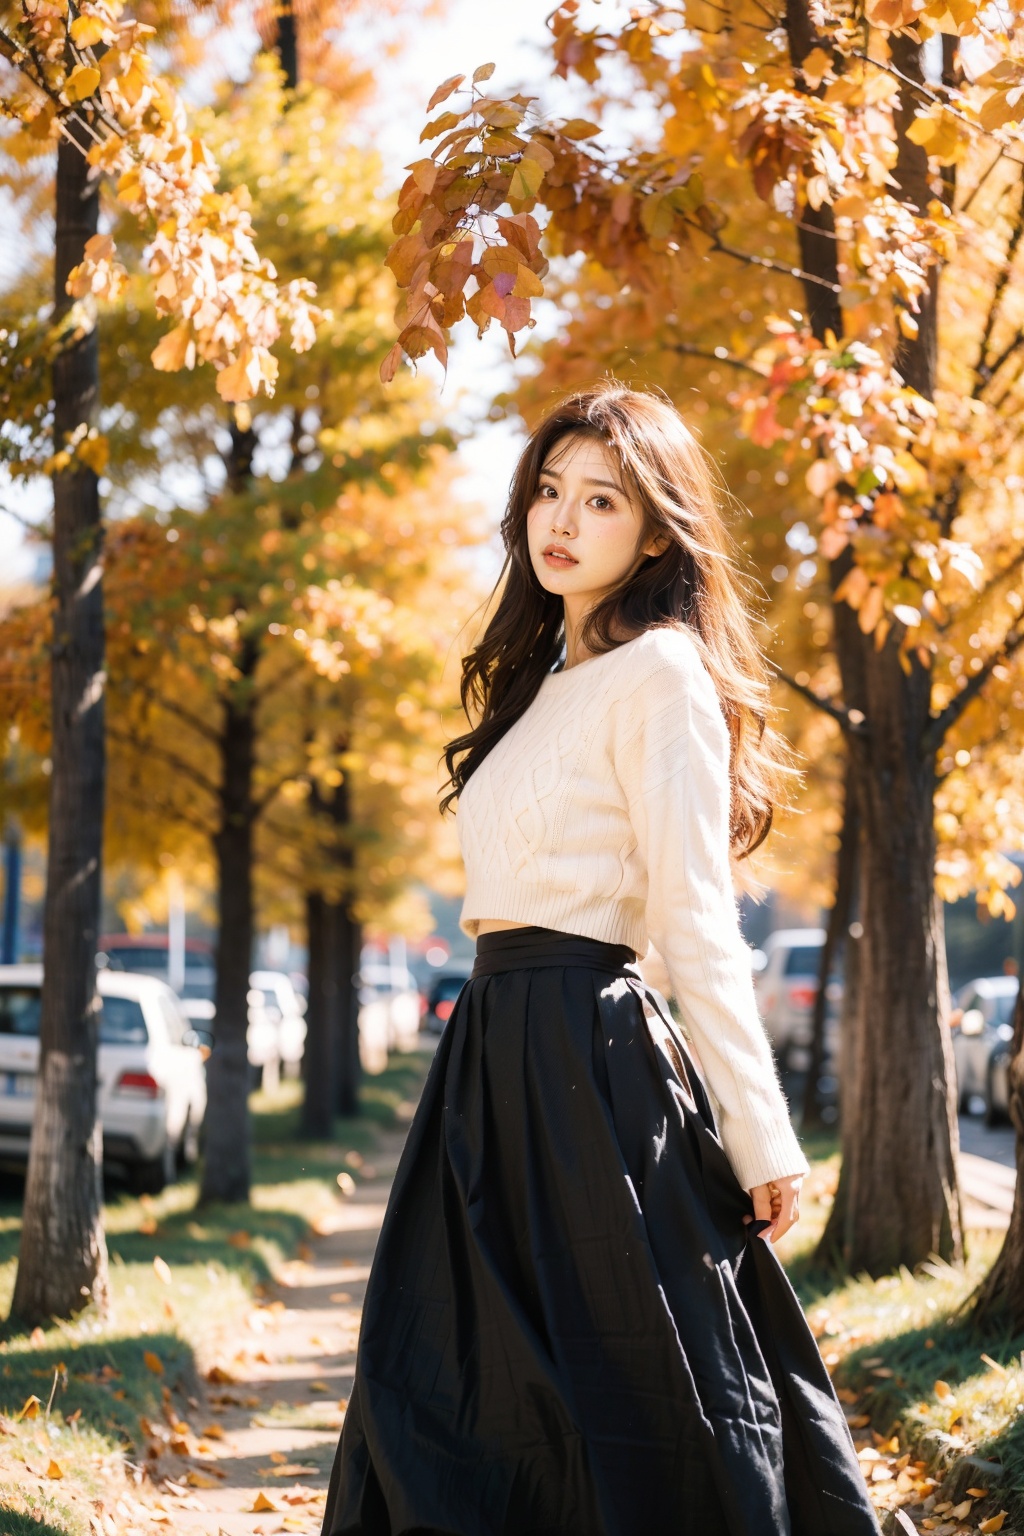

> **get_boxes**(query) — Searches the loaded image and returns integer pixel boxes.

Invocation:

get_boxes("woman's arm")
[617,638,810,1198]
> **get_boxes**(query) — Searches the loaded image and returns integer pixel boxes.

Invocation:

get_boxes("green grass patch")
[0,1048,432,1535]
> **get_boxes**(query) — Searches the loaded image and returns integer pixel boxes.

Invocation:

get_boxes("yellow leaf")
[153,1255,172,1285]
[933,1379,953,1401]
[980,1515,1008,1534]
[45,1459,63,1479]
[560,118,600,140]
[65,64,101,102]
[252,1492,280,1513]
[17,1395,41,1420]
[509,157,545,203]
[186,1470,220,1488]
[70,14,108,46]
[76,432,109,476]
[143,1351,164,1376]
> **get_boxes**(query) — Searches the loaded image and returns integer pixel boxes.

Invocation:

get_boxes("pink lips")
[543,544,578,569]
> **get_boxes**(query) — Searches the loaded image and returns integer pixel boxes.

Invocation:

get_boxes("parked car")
[0,964,207,1193]
[752,928,826,1067]
[100,935,290,1090]
[951,975,1020,1124]
[423,968,472,1036]
[250,969,307,1078]
[358,962,423,1053]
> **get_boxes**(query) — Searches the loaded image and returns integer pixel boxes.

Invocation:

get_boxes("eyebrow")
[539,467,625,494]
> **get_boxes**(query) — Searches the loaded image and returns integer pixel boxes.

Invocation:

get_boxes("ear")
[641,533,670,559]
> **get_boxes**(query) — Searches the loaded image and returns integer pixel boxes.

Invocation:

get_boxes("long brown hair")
[442,382,794,857]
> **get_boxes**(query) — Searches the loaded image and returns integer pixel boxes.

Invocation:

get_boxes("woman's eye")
[592,496,612,511]
[539,485,557,499]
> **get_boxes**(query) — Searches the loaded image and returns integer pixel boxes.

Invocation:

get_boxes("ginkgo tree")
[0,0,321,1324]
[381,0,1024,1273]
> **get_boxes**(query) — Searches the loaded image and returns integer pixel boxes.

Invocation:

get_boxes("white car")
[752,928,827,1066]
[951,975,1020,1123]
[0,965,207,1193]
[250,970,307,1078]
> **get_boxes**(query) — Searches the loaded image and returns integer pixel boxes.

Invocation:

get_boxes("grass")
[0,1050,432,1536]
[778,1138,1024,1530]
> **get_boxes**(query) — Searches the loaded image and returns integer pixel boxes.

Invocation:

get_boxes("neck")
[561,596,596,670]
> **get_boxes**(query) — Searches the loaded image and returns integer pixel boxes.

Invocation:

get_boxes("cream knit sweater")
[457,625,809,1192]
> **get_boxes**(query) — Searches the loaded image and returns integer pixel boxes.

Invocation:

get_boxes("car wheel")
[985,1058,1009,1127]
[130,1138,175,1196]
[177,1112,201,1170]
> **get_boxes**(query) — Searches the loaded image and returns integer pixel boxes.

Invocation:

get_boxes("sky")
[0,0,578,584]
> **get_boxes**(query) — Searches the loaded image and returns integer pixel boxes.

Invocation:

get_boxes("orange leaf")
[17,1395,41,1420]
[45,1459,63,1479]
[143,1351,164,1376]
[426,73,465,111]
[252,1491,280,1513]
[980,1515,1008,1534]
[933,1379,953,1401]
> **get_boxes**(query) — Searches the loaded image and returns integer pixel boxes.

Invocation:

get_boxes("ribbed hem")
[460,883,647,958]
[720,1108,810,1192]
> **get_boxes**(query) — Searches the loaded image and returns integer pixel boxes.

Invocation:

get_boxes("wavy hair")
[442,382,794,857]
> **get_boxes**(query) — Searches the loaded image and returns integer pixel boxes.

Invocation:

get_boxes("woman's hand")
[747,1174,803,1243]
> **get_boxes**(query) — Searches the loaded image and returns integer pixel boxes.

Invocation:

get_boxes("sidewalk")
[146,1130,406,1536]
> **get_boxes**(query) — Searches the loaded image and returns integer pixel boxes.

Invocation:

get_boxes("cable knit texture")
[457,625,809,1191]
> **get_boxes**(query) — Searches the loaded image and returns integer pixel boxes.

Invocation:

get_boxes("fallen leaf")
[980,1515,1008,1534]
[270,1451,289,1464]
[227,1230,251,1249]
[933,1379,953,1401]
[201,1423,225,1440]
[153,1256,172,1285]
[251,1492,280,1512]
[144,1352,164,1376]
[17,1396,41,1420]
[951,1499,973,1518]
[309,1381,330,1393]
[186,1470,221,1488]
[45,1459,63,1479]
[967,1486,991,1496]
[204,1366,236,1385]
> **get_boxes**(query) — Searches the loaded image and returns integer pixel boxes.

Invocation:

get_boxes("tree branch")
[106,724,221,802]
[121,680,223,747]
[925,624,1024,751]
[251,766,304,820]
[771,664,870,736]
[659,342,767,378]
[973,176,1024,398]
[681,219,842,293]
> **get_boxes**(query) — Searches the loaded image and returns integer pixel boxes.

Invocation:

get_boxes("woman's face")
[526,435,660,616]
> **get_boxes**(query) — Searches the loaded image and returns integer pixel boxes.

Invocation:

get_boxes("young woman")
[322,385,878,1536]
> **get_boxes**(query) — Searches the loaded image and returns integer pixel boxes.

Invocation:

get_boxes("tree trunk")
[300,890,336,1138]
[820,635,962,1273]
[971,978,1024,1328]
[334,901,362,1116]
[11,130,110,1326]
[200,635,258,1204]
[802,764,858,1134]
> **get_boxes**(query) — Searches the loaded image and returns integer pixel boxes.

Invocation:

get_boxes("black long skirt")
[321,927,878,1536]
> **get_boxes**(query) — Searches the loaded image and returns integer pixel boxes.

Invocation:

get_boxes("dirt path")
[144,1130,405,1536]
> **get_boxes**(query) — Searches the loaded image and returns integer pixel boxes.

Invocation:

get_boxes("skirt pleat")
[321,930,878,1536]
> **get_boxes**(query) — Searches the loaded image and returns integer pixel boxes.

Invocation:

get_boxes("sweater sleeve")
[616,643,809,1191]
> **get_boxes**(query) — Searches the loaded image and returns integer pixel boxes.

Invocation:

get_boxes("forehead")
[540,433,622,480]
